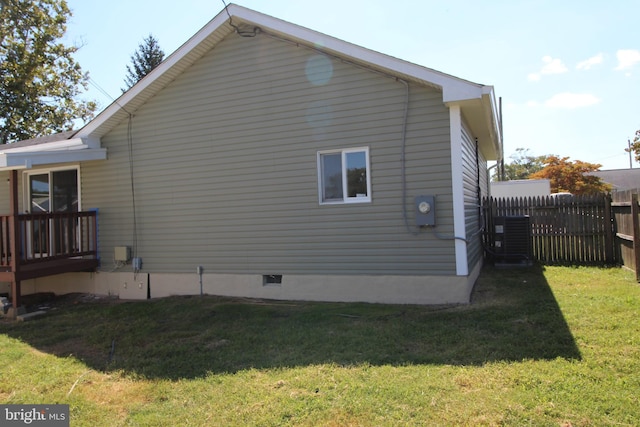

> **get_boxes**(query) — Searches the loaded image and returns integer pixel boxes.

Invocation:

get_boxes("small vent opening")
[263,275,283,286]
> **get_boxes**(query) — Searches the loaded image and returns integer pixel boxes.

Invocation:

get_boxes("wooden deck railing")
[0,211,98,268]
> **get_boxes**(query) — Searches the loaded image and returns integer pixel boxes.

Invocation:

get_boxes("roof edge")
[76,4,494,139]
[76,7,234,139]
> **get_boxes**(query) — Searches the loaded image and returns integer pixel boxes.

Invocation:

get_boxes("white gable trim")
[228,5,485,101]
[449,104,469,276]
[76,11,233,139]
[75,4,500,150]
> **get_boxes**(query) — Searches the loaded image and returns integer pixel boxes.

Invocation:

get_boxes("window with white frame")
[25,167,80,213]
[318,147,371,204]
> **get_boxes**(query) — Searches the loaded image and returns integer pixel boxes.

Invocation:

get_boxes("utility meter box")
[114,246,131,262]
[415,195,436,226]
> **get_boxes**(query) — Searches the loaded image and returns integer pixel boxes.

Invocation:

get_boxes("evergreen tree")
[123,34,164,90]
[0,0,96,144]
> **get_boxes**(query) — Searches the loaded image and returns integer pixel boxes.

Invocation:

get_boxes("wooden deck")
[0,257,99,282]
[0,210,99,310]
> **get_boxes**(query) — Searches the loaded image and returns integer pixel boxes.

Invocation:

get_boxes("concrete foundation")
[2,262,483,306]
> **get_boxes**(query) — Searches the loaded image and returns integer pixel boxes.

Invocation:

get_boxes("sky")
[63,0,640,171]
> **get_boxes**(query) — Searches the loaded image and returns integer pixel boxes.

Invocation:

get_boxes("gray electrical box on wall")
[114,246,131,262]
[415,195,436,226]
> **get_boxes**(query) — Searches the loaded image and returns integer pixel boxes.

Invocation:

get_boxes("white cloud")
[615,49,640,71]
[528,56,568,81]
[544,93,600,109]
[577,53,604,70]
[541,56,568,74]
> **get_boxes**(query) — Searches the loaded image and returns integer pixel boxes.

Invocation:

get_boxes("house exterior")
[0,4,501,310]
[587,169,640,192]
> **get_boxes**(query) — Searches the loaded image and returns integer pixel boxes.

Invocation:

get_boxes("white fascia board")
[0,148,107,171]
[481,88,502,160]
[442,83,485,104]
[0,138,87,154]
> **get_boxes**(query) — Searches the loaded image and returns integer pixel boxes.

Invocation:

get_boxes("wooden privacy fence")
[483,192,640,280]
[611,190,640,281]
[482,194,614,266]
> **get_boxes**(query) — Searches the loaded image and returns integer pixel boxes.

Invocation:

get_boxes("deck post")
[8,170,21,312]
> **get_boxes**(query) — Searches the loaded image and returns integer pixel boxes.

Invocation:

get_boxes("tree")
[0,0,96,144]
[123,34,164,90]
[497,148,548,181]
[529,155,611,194]
[625,129,640,164]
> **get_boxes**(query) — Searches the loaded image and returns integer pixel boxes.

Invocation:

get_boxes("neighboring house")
[587,169,640,192]
[490,179,551,198]
[0,4,501,311]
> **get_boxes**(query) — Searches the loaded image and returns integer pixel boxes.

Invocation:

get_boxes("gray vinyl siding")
[461,121,486,270]
[82,33,456,276]
[0,171,10,213]
[0,171,28,213]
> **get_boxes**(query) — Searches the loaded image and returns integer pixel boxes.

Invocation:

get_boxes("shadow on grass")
[0,264,580,379]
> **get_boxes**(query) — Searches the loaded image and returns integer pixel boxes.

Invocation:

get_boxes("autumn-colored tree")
[529,156,611,194]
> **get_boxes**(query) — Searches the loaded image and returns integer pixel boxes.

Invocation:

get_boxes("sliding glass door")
[27,168,79,257]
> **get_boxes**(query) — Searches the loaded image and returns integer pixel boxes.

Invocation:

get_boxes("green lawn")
[1,265,639,426]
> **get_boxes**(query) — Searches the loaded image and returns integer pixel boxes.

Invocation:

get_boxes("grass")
[0,265,639,426]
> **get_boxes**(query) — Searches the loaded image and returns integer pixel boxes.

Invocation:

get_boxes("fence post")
[632,193,640,282]
[604,193,614,264]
